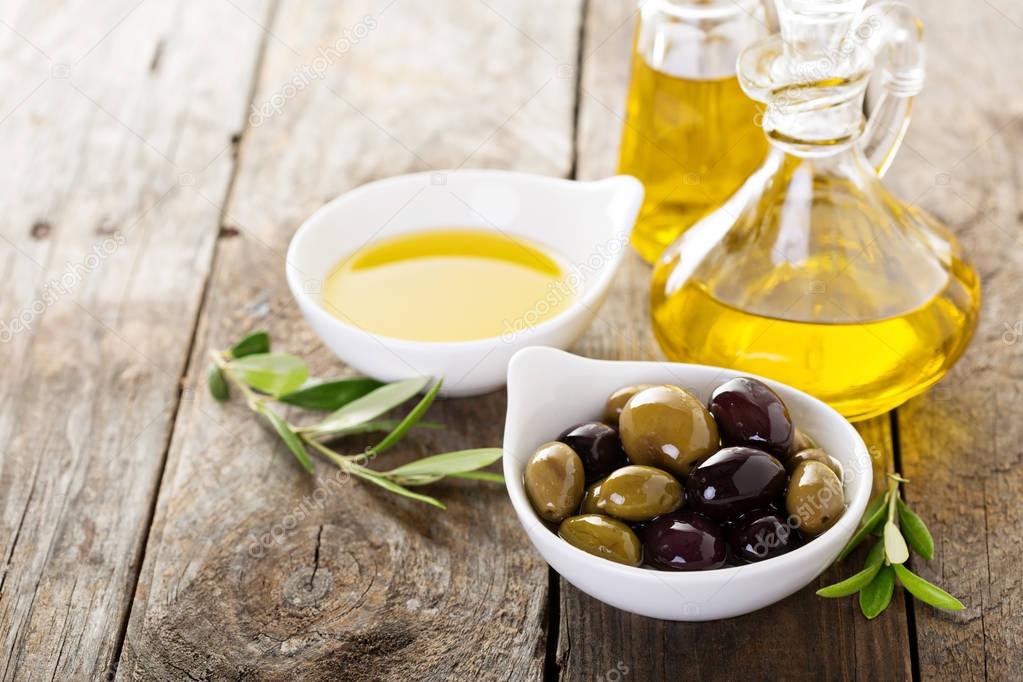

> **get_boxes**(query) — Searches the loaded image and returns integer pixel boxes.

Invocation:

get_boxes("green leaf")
[207,364,229,401]
[859,565,895,619]
[892,564,964,610]
[817,562,883,598]
[352,467,445,508]
[229,331,270,358]
[838,492,888,560]
[897,497,935,560]
[884,520,910,564]
[319,419,443,439]
[448,470,504,483]
[309,376,430,435]
[385,448,504,478]
[262,408,314,473]
[230,353,308,396]
[279,377,384,410]
[368,379,443,455]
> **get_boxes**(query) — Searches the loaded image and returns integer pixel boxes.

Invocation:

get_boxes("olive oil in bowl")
[321,229,574,342]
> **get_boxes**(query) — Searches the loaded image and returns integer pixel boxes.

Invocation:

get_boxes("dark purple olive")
[643,511,726,571]
[686,447,787,520]
[558,422,629,483]
[709,377,794,457]
[728,512,801,562]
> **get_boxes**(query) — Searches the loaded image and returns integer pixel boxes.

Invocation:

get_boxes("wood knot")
[30,221,52,240]
[219,225,240,238]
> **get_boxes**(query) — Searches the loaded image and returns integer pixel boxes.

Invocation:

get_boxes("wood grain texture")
[558,2,911,680]
[119,1,583,679]
[890,0,1023,679]
[0,1,267,679]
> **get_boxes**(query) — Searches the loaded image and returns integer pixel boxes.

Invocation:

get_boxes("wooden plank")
[559,2,912,679]
[892,0,1023,680]
[118,0,583,678]
[0,1,268,678]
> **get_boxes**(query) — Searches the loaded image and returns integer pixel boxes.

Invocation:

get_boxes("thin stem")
[886,475,900,524]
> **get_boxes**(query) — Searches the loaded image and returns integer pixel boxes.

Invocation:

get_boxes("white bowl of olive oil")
[285,170,643,396]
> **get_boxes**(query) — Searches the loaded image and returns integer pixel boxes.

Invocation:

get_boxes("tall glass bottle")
[649,0,981,421]
[619,0,770,263]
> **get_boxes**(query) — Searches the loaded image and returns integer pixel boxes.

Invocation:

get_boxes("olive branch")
[206,331,503,508]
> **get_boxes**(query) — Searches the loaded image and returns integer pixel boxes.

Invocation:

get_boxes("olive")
[728,512,800,562]
[603,384,653,428]
[787,448,843,479]
[786,460,845,536]
[558,422,629,483]
[788,427,818,457]
[524,442,585,523]
[558,514,642,566]
[686,446,787,520]
[595,465,683,522]
[643,511,726,571]
[618,385,719,478]
[709,377,794,457]
[580,479,605,514]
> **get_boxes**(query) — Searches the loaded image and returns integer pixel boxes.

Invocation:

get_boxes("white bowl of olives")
[503,347,873,621]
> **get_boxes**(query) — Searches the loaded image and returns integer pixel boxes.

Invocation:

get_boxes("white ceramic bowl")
[503,347,873,621]
[285,170,643,397]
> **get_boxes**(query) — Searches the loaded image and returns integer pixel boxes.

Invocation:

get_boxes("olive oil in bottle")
[619,62,767,263]
[617,0,769,263]
[651,251,981,421]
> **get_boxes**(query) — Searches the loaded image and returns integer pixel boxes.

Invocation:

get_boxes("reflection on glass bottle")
[619,0,769,263]
[650,0,980,421]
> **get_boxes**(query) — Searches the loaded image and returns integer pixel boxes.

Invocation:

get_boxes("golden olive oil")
[322,229,573,342]
[650,252,981,421]
[618,59,768,263]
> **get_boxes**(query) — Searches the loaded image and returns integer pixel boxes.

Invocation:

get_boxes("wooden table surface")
[2,1,1021,680]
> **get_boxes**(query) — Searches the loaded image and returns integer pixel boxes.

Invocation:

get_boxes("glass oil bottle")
[649,0,981,421]
[618,0,770,263]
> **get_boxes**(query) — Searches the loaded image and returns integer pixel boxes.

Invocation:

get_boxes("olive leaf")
[262,408,314,473]
[897,497,935,560]
[207,364,230,401]
[384,448,504,479]
[818,542,885,598]
[838,491,888,560]
[859,565,895,619]
[229,330,270,358]
[892,565,964,610]
[321,419,443,438]
[308,376,430,436]
[279,377,384,411]
[352,467,445,509]
[368,379,443,455]
[448,470,505,483]
[230,352,308,396]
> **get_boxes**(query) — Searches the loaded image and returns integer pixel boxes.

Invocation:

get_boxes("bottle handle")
[857,1,925,176]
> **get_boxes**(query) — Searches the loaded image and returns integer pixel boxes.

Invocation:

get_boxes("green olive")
[618,385,719,477]
[524,442,585,523]
[788,448,843,479]
[580,479,605,514]
[788,427,818,457]
[558,514,642,566]
[786,460,845,536]
[603,384,653,428]
[595,465,683,522]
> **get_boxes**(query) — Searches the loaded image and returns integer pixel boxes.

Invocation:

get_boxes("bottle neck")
[762,90,867,157]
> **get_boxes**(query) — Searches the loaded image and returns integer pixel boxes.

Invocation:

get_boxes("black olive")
[643,510,726,571]
[557,422,629,483]
[709,377,794,457]
[728,512,801,562]
[686,446,787,520]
